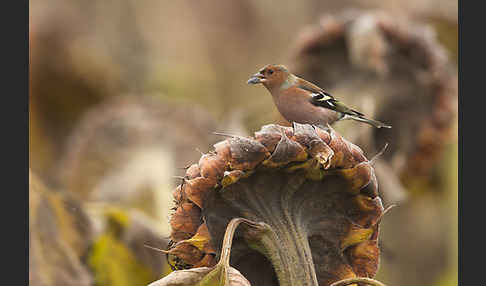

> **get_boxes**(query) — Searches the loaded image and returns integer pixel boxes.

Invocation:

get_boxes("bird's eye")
[268,69,274,75]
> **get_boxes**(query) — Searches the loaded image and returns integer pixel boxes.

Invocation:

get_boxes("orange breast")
[272,88,341,126]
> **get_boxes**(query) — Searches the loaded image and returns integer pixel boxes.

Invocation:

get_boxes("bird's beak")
[247,73,265,84]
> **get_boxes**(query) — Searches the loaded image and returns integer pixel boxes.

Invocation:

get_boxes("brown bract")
[168,123,385,286]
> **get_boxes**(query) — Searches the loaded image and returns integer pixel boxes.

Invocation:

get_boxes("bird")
[247,64,391,129]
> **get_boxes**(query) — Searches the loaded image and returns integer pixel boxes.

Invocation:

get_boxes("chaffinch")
[247,64,391,129]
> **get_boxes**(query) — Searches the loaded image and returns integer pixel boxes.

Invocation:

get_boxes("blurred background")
[29,0,457,285]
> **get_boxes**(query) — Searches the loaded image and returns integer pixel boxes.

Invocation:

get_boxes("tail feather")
[341,114,392,129]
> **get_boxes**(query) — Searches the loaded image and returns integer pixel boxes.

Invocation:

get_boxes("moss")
[31,172,88,257]
[104,207,131,238]
[88,233,155,286]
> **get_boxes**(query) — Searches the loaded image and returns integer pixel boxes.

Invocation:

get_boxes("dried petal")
[199,153,226,181]
[185,164,201,180]
[341,224,374,251]
[221,170,244,188]
[290,123,334,168]
[167,243,204,266]
[291,122,321,146]
[228,137,270,171]
[315,126,331,144]
[254,124,285,153]
[181,223,216,255]
[183,177,216,209]
[173,185,183,204]
[345,240,380,278]
[335,162,375,195]
[213,140,232,163]
[262,131,307,167]
[170,202,202,242]
[351,195,384,227]
[308,139,335,169]
[254,124,294,153]
[327,128,359,169]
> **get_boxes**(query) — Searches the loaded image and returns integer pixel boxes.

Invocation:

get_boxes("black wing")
[309,92,365,117]
[296,78,365,117]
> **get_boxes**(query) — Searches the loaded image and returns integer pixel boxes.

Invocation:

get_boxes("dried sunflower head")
[166,123,385,286]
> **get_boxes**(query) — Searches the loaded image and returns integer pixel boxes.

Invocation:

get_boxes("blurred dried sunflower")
[290,10,457,198]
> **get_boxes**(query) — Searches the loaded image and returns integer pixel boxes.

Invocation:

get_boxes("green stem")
[246,221,318,286]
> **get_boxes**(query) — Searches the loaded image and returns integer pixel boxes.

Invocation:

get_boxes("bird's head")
[247,64,291,90]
